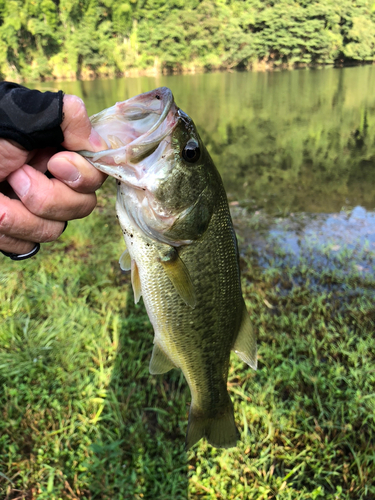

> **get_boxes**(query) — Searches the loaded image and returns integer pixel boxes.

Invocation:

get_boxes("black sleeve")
[0,82,64,151]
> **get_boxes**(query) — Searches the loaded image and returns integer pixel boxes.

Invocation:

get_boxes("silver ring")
[0,243,41,261]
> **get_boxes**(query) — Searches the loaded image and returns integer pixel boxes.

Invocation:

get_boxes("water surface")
[32,69,375,275]
[34,66,375,213]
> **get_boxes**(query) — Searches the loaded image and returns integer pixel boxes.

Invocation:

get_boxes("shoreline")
[4,60,375,84]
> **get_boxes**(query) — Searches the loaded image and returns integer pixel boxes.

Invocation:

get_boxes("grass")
[0,183,374,499]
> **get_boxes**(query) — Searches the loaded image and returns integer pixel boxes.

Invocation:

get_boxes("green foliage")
[31,64,375,216]
[1,184,375,498]
[2,65,375,499]
[1,0,375,80]
[2,66,375,497]
[0,184,189,499]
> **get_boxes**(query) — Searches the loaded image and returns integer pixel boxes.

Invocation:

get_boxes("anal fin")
[131,259,142,304]
[149,343,176,375]
[232,301,257,370]
[158,247,196,309]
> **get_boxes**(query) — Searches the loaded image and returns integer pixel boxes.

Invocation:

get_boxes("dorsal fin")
[119,249,131,271]
[149,343,176,374]
[158,247,196,309]
[131,259,142,304]
[232,301,257,370]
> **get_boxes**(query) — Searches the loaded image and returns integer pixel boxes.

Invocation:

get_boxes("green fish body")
[80,87,257,449]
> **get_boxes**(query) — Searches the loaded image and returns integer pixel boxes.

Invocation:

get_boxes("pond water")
[34,66,375,213]
[32,67,375,274]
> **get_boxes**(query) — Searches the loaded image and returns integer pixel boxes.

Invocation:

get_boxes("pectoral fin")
[232,302,257,370]
[131,259,142,304]
[119,249,131,271]
[149,343,176,374]
[158,247,196,309]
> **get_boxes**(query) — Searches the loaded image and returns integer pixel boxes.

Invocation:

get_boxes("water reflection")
[33,66,375,213]
[27,69,375,497]
[232,205,375,283]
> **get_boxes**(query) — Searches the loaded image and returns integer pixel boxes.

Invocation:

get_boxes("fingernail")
[55,158,80,182]
[9,169,31,198]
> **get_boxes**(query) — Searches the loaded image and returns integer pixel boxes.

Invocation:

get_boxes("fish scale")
[79,87,257,449]
[118,178,244,446]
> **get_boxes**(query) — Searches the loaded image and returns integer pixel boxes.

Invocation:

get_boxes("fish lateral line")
[81,86,258,450]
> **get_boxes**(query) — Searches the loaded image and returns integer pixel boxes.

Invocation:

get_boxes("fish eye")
[182,140,201,163]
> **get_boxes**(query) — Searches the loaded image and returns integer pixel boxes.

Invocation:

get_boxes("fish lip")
[140,87,174,137]
[128,90,179,162]
[84,87,179,167]
[122,87,174,141]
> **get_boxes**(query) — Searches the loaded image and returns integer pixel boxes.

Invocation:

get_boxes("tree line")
[1,0,375,81]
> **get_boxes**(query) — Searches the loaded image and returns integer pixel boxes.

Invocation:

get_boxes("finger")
[28,147,57,173]
[0,138,29,181]
[7,165,97,221]
[0,233,36,256]
[0,180,18,200]
[61,94,107,152]
[0,192,66,242]
[47,151,107,194]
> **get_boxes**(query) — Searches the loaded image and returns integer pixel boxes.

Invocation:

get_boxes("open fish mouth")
[79,87,179,181]
[79,87,195,246]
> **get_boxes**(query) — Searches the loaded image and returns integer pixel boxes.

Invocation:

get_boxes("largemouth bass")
[80,87,257,449]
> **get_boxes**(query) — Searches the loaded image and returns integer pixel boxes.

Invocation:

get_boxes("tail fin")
[185,399,239,450]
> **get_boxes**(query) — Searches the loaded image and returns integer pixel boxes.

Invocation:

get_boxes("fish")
[79,87,257,450]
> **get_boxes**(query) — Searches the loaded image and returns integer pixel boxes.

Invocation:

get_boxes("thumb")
[61,95,107,152]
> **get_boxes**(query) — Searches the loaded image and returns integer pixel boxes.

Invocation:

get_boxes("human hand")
[0,93,107,259]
